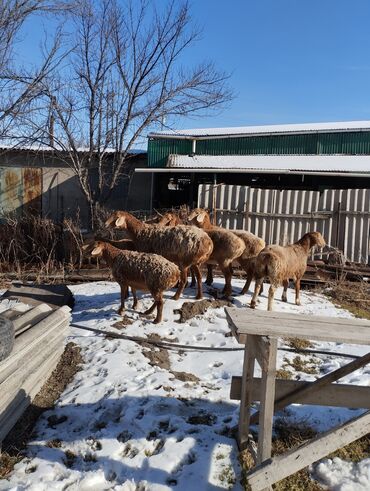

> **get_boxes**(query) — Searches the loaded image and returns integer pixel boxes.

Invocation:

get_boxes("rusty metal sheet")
[22,168,42,213]
[0,168,23,216]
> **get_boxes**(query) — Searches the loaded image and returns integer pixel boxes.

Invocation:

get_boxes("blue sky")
[18,0,370,131]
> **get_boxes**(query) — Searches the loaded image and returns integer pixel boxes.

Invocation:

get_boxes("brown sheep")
[250,231,326,311]
[188,209,246,297]
[89,241,180,323]
[187,208,265,295]
[105,211,213,300]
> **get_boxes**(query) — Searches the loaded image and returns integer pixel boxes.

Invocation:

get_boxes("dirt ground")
[0,343,83,478]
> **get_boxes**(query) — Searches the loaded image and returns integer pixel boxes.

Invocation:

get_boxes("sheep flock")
[85,208,326,323]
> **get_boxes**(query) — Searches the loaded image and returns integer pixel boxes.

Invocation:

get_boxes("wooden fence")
[198,185,370,264]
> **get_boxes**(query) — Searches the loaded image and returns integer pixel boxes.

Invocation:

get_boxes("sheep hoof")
[296,300,301,306]
[196,293,203,300]
[172,293,180,300]
[282,297,287,303]
[250,302,256,309]
[118,308,125,315]
[205,279,213,286]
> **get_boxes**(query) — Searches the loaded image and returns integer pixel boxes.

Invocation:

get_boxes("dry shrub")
[0,212,63,273]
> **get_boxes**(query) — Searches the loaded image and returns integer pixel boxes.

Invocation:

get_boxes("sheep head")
[300,231,326,251]
[158,212,180,226]
[105,211,128,229]
[188,208,209,228]
[90,241,105,256]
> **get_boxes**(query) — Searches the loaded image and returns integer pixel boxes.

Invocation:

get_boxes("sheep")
[105,211,213,300]
[250,231,326,311]
[93,236,137,304]
[187,208,246,297]
[88,240,180,323]
[187,208,265,295]
[155,211,198,288]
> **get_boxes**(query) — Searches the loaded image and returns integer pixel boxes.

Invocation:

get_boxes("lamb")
[187,208,265,295]
[105,211,213,300]
[250,231,326,311]
[88,240,180,323]
[187,209,246,297]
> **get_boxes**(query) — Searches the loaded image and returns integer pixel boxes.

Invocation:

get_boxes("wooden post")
[238,335,256,450]
[257,337,278,465]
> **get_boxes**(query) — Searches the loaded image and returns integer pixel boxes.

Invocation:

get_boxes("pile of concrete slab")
[0,294,71,445]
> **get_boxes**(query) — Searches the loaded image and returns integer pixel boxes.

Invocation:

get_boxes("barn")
[137,121,370,263]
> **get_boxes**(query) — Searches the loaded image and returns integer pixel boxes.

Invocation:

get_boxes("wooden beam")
[250,350,370,425]
[225,308,370,345]
[247,411,370,491]
[230,376,370,409]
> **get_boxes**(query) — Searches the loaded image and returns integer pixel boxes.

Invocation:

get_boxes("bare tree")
[0,0,72,135]
[21,0,233,226]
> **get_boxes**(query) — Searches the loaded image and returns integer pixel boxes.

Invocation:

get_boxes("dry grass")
[320,280,370,320]
[282,355,319,375]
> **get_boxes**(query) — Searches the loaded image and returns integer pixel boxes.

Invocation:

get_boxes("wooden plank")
[251,350,370,425]
[257,337,277,464]
[0,347,64,442]
[225,308,370,345]
[247,410,370,491]
[230,376,370,409]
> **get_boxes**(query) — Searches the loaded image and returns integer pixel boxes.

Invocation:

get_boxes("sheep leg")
[142,301,157,316]
[205,264,213,286]
[259,282,264,295]
[240,276,252,295]
[250,279,263,309]
[131,288,138,309]
[281,280,288,302]
[221,264,233,297]
[267,284,276,311]
[154,295,164,324]
[295,279,301,306]
[118,284,127,315]
[190,266,197,287]
[173,267,188,300]
[193,265,203,300]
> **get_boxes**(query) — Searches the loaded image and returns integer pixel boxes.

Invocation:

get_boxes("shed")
[138,121,370,263]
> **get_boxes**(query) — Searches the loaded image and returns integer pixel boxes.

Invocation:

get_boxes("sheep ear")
[91,245,103,256]
[115,216,126,227]
[196,211,206,223]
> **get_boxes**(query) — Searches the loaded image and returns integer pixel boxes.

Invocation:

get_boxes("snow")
[1,279,370,490]
[166,154,370,174]
[149,120,370,138]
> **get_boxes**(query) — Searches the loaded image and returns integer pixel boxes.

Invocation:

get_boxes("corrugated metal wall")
[149,131,370,167]
[148,138,193,167]
[198,184,370,264]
